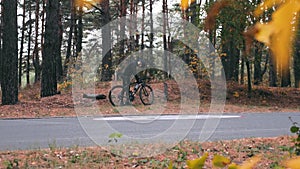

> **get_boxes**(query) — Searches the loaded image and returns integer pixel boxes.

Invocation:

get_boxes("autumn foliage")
[253,0,300,70]
[196,0,300,70]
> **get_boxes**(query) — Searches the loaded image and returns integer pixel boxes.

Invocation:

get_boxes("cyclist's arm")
[134,74,141,82]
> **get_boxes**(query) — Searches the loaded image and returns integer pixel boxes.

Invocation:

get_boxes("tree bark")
[19,1,26,87]
[269,51,277,87]
[1,0,18,105]
[27,2,32,85]
[118,0,126,65]
[294,31,300,88]
[100,0,112,81]
[57,5,63,82]
[254,42,262,85]
[33,0,41,83]
[41,0,60,97]
[76,6,83,58]
[63,0,75,77]
[281,65,291,87]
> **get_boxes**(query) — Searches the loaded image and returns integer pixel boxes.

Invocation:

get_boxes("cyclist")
[121,59,145,105]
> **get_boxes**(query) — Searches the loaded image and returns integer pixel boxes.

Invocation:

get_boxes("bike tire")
[139,85,154,105]
[109,85,127,106]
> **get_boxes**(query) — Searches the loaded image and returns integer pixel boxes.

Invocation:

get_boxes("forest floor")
[0,80,300,168]
[0,79,299,119]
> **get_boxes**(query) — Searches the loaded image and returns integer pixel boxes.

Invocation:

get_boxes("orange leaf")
[254,0,284,17]
[180,0,196,11]
[284,156,300,169]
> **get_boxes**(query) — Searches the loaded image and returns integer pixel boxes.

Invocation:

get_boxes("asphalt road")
[0,112,300,151]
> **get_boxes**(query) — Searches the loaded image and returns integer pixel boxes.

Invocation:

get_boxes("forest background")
[0,0,300,106]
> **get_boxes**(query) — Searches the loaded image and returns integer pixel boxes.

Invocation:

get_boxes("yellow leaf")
[284,156,300,169]
[238,155,261,169]
[186,152,208,169]
[180,0,196,11]
[220,53,227,57]
[168,161,173,169]
[75,0,99,9]
[254,23,275,46]
[254,0,300,70]
[233,92,239,98]
[254,0,284,17]
[212,154,231,168]
[228,163,239,169]
[18,93,23,100]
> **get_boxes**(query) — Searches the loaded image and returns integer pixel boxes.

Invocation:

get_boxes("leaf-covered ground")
[0,136,296,168]
[0,80,299,119]
[0,80,299,168]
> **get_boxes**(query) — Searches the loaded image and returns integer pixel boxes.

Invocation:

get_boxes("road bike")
[108,78,154,106]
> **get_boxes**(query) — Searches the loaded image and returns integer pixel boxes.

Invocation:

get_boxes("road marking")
[93,115,241,121]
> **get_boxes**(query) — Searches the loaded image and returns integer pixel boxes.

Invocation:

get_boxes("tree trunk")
[100,0,112,81]
[254,43,262,85]
[240,53,245,84]
[41,0,60,97]
[33,0,41,83]
[63,0,75,77]
[27,2,33,85]
[281,65,291,87]
[1,0,18,105]
[246,57,252,97]
[163,0,168,77]
[269,51,277,87]
[19,1,26,87]
[141,0,145,51]
[56,5,63,82]
[118,0,126,65]
[40,0,45,60]
[149,0,154,64]
[294,30,300,88]
[76,6,83,58]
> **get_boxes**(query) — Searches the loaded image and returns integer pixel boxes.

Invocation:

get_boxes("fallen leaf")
[186,152,208,169]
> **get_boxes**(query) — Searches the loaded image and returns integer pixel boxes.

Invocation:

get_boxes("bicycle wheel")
[139,85,154,105]
[109,85,128,106]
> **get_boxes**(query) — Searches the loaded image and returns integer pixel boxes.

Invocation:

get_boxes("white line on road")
[93,115,241,121]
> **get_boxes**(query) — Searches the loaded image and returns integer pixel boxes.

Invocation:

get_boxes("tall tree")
[117,0,127,65]
[57,4,63,82]
[1,0,18,105]
[294,26,300,88]
[269,51,277,87]
[41,0,61,97]
[100,0,112,81]
[76,5,83,58]
[27,1,33,85]
[63,0,75,77]
[281,64,291,87]
[149,0,154,63]
[33,0,41,83]
[253,42,263,85]
[19,0,27,87]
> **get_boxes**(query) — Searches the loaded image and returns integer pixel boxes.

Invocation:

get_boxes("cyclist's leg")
[122,77,131,105]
